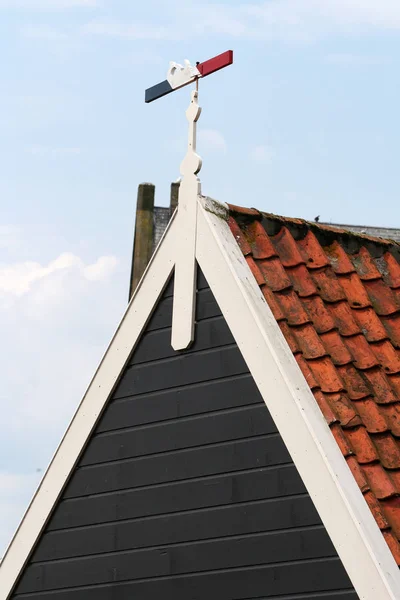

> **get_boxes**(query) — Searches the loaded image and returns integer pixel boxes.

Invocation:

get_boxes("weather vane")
[145,50,233,351]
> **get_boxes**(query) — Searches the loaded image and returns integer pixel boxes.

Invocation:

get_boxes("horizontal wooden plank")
[145,288,220,332]
[81,404,276,465]
[15,558,352,599]
[131,316,234,364]
[18,527,335,593]
[99,374,263,432]
[64,435,290,498]
[32,495,319,562]
[48,465,304,531]
[114,345,247,398]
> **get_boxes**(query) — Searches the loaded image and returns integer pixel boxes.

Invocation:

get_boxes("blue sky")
[1,0,400,556]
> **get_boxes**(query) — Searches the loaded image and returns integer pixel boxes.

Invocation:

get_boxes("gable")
[10,270,357,600]
[228,205,400,563]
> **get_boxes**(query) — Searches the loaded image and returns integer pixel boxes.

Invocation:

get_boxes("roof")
[228,204,400,564]
[321,222,400,244]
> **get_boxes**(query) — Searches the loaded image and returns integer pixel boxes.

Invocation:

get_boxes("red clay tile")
[274,289,311,326]
[364,490,390,529]
[319,330,353,366]
[339,272,372,309]
[325,392,361,428]
[301,295,335,334]
[381,497,400,539]
[386,469,400,494]
[364,278,400,316]
[228,203,260,217]
[344,426,379,463]
[362,463,398,500]
[380,403,400,437]
[351,247,382,281]
[373,434,400,469]
[295,354,319,390]
[343,334,380,370]
[327,301,360,337]
[387,373,400,399]
[324,241,356,274]
[296,230,330,270]
[271,226,305,268]
[245,256,265,286]
[257,257,292,291]
[286,264,319,298]
[351,307,388,343]
[228,217,252,256]
[355,398,389,434]
[243,220,277,260]
[363,369,397,404]
[371,340,400,375]
[381,313,400,348]
[278,321,299,354]
[311,268,347,303]
[291,324,327,360]
[307,357,345,393]
[382,530,400,565]
[331,423,353,457]
[376,252,400,289]
[313,390,337,425]
[346,455,369,492]
[261,285,285,321]
[336,363,371,400]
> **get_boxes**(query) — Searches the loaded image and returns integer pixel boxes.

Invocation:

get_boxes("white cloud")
[250,145,274,164]
[0,252,117,296]
[198,129,227,153]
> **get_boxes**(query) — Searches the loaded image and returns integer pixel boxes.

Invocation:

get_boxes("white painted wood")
[196,196,400,600]
[0,213,178,600]
[171,89,202,351]
[167,59,200,89]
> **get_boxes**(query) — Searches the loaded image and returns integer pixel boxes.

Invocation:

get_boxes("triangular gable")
[1,197,399,599]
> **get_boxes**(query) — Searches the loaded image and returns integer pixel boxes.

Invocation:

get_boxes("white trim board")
[1,197,400,600]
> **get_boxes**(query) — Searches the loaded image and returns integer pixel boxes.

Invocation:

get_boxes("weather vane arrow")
[145,50,233,351]
[145,50,233,103]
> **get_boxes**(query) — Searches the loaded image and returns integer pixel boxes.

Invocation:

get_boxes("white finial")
[171,88,202,351]
[167,60,200,90]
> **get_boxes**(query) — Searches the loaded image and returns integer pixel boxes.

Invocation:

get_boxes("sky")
[1,0,400,557]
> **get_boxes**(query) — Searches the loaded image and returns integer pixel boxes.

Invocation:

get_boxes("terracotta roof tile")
[296,230,330,270]
[364,278,400,316]
[381,314,400,348]
[271,226,305,268]
[274,289,311,326]
[228,207,400,564]
[364,490,390,528]
[327,301,361,337]
[245,256,264,286]
[343,334,380,370]
[336,363,371,400]
[243,220,277,260]
[362,464,398,500]
[351,247,382,281]
[307,357,345,393]
[371,340,400,374]
[352,307,388,343]
[339,273,372,309]
[324,241,356,275]
[376,252,400,288]
[228,216,251,256]
[257,257,292,291]
[311,268,347,303]
[301,295,335,334]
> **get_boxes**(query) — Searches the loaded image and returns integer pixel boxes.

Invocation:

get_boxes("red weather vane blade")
[145,50,233,103]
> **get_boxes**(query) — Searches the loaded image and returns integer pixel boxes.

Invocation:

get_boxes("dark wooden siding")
[11,270,358,599]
